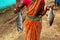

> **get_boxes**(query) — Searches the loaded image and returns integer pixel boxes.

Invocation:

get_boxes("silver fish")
[48,8,55,26]
[16,12,23,32]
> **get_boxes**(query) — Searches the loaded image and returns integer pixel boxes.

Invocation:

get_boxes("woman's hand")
[39,5,54,18]
[14,3,25,14]
[39,15,42,18]
[46,5,54,10]
[13,5,20,14]
[14,8,17,14]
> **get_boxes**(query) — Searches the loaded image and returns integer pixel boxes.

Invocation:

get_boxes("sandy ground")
[0,0,60,40]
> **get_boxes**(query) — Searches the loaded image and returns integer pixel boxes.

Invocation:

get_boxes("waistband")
[26,14,41,21]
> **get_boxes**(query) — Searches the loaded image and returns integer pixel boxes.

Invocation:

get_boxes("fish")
[16,12,23,32]
[47,8,55,26]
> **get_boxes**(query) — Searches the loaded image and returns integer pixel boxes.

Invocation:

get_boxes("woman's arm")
[39,5,54,18]
[39,7,47,18]
[41,7,48,16]
[14,2,25,14]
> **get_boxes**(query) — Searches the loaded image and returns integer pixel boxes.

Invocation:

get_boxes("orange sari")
[24,19,42,40]
[24,0,42,40]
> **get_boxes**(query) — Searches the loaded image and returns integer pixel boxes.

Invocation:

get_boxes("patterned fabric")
[26,14,40,21]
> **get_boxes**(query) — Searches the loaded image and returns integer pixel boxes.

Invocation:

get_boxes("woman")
[14,0,53,40]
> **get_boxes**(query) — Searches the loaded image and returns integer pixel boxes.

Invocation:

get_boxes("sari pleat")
[24,19,42,40]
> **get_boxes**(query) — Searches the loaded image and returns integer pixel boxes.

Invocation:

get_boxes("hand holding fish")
[39,4,54,19]
[14,3,25,14]
[46,5,54,10]
[14,5,20,14]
